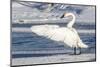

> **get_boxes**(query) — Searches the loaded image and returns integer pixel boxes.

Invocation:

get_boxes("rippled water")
[12,23,96,58]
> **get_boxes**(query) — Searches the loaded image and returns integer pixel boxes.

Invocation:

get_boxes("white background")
[0,0,99,67]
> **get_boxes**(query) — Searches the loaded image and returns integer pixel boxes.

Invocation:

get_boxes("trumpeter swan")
[31,13,88,55]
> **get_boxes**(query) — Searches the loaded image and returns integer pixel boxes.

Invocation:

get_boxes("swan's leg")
[74,47,77,55]
[78,47,81,54]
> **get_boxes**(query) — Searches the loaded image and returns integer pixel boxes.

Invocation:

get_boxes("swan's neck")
[67,13,76,28]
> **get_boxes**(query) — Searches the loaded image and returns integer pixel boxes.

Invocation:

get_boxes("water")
[12,23,96,58]
[12,23,95,30]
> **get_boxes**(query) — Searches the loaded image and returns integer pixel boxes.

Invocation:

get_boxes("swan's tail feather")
[78,40,88,48]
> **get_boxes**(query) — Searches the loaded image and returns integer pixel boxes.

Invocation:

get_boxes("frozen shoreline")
[12,53,95,66]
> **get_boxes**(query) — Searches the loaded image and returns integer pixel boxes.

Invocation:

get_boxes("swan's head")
[60,13,75,18]
[60,13,76,28]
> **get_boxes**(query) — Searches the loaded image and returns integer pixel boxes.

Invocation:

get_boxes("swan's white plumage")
[31,13,88,48]
[31,25,88,48]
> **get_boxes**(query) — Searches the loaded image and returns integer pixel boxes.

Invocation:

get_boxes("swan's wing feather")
[72,28,82,41]
[72,28,78,34]
[72,28,88,48]
[44,25,60,28]
[31,25,60,36]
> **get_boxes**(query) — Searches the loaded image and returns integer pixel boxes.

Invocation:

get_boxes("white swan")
[31,13,88,55]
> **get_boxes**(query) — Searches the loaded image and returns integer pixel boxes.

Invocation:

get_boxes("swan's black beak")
[60,14,65,18]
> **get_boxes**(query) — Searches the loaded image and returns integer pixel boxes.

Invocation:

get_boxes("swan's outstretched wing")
[44,25,60,29]
[31,24,60,37]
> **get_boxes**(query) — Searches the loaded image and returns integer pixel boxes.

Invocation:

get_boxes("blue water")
[12,23,96,58]
[12,23,95,30]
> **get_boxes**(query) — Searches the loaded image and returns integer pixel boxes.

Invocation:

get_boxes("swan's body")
[31,13,88,54]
